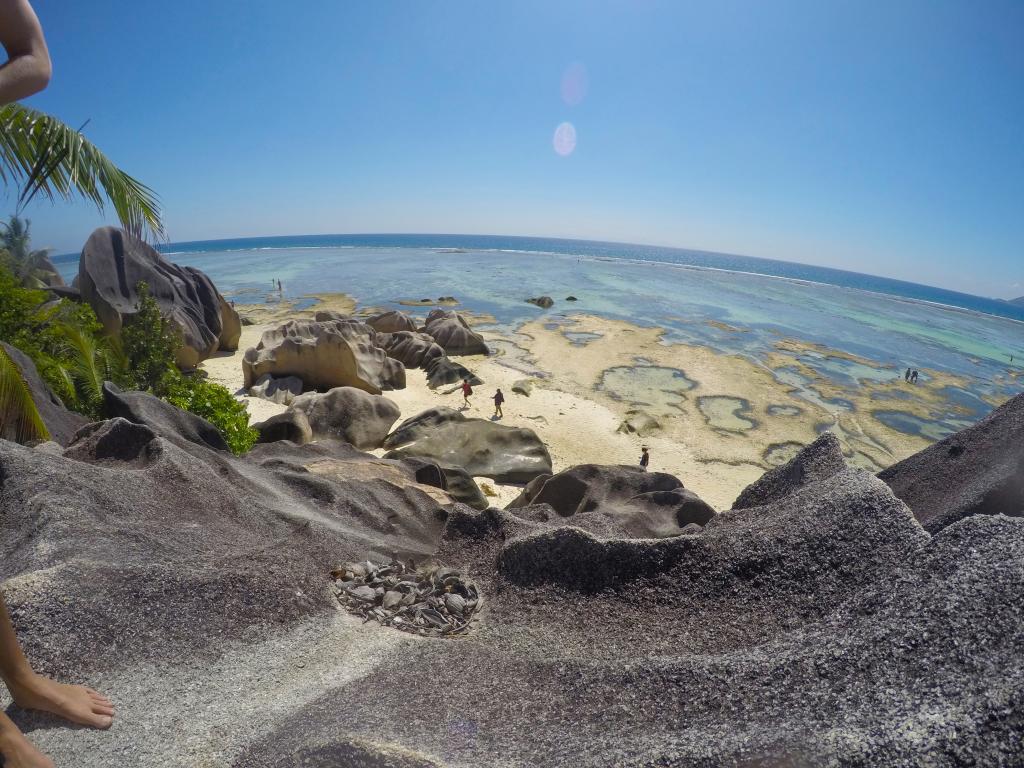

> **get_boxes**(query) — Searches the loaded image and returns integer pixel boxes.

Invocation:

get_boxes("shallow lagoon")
[61,243,1022,441]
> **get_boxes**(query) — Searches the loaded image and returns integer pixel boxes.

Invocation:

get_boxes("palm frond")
[56,322,104,407]
[0,104,164,241]
[0,344,50,444]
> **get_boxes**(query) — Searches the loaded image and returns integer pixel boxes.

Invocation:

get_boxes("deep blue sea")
[55,233,1024,439]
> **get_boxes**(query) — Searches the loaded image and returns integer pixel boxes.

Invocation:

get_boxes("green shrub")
[165,372,258,455]
[0,261,113,416]
[1,263,257,454]
[118,282,181,397]
[119,282,256,454]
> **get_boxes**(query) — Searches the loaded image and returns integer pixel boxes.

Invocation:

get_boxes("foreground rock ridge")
[878,390,1024,532]
[0,392,1022,766]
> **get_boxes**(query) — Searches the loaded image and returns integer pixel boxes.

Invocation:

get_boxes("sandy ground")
[201,319,707,507]
[204,317,748,510]
[201,303,944,511]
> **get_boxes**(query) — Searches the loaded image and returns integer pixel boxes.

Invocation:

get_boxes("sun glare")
[553,121,577,156]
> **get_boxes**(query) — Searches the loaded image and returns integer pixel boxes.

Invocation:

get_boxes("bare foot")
[8,673,114,729]
[0,721,55,768]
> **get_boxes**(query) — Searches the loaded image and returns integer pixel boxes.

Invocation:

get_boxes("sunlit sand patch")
[698,396,757,432]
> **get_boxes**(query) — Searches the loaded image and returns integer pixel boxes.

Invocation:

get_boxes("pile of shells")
[331,560,481,637]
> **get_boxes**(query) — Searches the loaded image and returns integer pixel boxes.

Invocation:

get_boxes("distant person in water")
[461,378,473,406]
[911,370,919,383]
[277,279,282,292]
[639,446,650,471]
[905,367,911,382]
[493,388,504,418]
[0,4,116,766]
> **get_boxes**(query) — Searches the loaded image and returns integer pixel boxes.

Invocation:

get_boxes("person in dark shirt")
[493,388,504,418]
[639,446,650,471]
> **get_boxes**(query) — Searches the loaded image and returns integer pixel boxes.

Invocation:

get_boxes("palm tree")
[0,215,59,287]
[1,102,164,439]
[0,103,164,240]
[51,319,129,417]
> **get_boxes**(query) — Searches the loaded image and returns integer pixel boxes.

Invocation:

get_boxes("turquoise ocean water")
[55,234,1023,439]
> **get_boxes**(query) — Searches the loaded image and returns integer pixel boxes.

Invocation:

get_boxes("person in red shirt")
[461,378,473,407]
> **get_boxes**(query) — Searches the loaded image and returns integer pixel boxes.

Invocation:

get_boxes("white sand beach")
[202,298,950,511]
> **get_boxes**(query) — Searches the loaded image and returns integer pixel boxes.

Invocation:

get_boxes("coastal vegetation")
[0,98,255,451]
[0,219,256,454]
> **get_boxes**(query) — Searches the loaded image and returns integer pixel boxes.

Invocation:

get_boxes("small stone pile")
[331,560,481,636]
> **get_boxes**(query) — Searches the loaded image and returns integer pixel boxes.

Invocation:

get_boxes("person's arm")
[0,0,51,105]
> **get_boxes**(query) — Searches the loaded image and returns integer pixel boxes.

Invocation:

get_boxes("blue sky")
[10,0,1024,297]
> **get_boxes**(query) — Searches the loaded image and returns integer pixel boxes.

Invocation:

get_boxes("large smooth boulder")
[218,295,242,351]
[879,392,1024,532]
[377,331,445,369]
[733,432,847,510]
[253,410,313,445]
[424,355,482,389]
[102,381,229,453]
[0,342,88,446]
[365,310,418,334]
[616,409,661,437]
[249,374,304,405]
[421,309,489,356]
[77,227,239,369]
[511,378,534,396]
[526,296,554,309]
[291,387,402,450]
[313,310,351,322]
[382,407,551,483]
[507,463,715,538]
[242,319,405,395]
[26,251,65,288]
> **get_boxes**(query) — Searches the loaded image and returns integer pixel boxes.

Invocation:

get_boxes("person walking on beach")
[493,388,505,418]
[911,370,919,384]
[0,4,116,766]
[461,378,473,407]
[904,367,911,382]
[639,446,650,471]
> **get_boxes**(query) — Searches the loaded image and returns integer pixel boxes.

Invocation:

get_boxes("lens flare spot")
[561,62,589,106]
[553,122,577,156]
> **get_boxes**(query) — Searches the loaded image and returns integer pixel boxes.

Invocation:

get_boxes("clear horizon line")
[52,229,1021,304]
